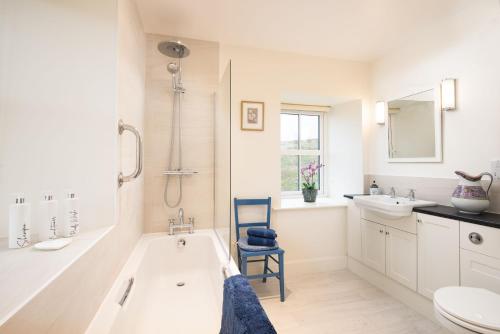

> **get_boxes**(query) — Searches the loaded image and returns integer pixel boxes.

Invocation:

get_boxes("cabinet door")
[461,248,500,294]
[417,214,459,299]
[347,200,362,261]
[386,227,417,291]
[361,219,386,274]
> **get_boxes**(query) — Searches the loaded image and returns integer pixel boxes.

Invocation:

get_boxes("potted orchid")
[301,161,324,202]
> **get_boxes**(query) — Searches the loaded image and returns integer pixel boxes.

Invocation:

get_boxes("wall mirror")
[387,88,442,162]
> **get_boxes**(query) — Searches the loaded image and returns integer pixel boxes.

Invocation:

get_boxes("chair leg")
[241,256,248,276]
[278,253,285,302]
[237,248,241,271]
[262,255,269,283]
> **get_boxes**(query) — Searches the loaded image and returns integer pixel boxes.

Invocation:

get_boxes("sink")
[353,195,436,219]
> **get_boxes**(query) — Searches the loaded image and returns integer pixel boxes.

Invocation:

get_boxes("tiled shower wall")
[144,35,218,232]
[365,174,500,214]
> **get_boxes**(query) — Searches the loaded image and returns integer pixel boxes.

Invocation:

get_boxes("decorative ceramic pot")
[451,171,493,214]
[302,188,318,203]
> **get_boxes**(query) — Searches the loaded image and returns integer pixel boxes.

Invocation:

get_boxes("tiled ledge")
[274,197,348,211]
[0,225,114,326]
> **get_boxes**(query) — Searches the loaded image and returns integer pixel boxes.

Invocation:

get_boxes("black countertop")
[344,194,500,229]
[344,194,368,199]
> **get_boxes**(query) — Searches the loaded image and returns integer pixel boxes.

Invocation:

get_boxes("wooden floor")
[257,270,450,334]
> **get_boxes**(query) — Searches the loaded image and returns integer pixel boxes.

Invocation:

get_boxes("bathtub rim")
[85,229,239,334]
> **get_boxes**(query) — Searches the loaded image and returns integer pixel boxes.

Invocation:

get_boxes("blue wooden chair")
[234,197,285,302]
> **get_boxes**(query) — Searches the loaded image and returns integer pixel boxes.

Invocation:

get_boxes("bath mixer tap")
[178,208,184,225]
[389,187,396,198]
[168,208,194,235]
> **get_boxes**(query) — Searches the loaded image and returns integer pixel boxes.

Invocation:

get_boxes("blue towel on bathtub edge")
[219,275,277,334]
[247,228,277,239]
[247,236,276,247]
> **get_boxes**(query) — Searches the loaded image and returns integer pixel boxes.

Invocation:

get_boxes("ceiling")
[135,0,497,62]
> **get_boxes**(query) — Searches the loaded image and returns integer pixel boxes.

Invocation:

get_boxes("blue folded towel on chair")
[247,228,277,239]
[219,275,277,334]
[247,236,276,247]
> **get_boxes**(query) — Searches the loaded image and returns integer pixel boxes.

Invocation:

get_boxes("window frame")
[280,109,327,198]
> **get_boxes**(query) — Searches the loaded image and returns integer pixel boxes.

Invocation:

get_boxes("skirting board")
[347,257,437,323]
[245,256,347,277]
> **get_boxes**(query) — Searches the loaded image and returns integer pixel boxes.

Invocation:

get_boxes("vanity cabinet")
[386,226,417,291]
[347,200,362,261]
[416,213,459,299]
[361,219,386,274]
[460,222,500,294]
[361,218,417,290]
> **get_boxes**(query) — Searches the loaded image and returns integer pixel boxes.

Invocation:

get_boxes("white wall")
[328,100,364,199]
[273,207,347,275]
[0,0,118,237]
[0,0,146,331]
[220,45,371,204]
[368,2,500,179]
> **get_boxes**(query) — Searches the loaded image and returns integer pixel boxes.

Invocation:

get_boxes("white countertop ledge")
[0,225,114,326]
[275,197,348,211]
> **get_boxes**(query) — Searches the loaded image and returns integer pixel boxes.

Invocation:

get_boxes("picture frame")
[241,101,265,131]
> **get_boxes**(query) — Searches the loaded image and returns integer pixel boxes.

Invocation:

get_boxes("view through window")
[280,110,324,194]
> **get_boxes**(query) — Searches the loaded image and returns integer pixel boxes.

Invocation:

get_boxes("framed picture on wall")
[241,101,264,131]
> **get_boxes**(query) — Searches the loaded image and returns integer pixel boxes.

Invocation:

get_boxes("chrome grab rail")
[118,120,143,187]
[118,277,134,306]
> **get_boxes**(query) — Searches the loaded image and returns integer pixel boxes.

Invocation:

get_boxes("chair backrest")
[233,197,271,241]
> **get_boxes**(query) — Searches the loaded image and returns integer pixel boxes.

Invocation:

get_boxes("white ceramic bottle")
[39,192,58,241]
[9,195,31,248]
[63,191,80,237]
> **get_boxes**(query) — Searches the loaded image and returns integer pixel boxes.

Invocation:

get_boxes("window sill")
[274,197,348,211]
[0,225,114,326]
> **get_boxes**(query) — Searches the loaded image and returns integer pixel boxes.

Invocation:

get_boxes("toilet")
[434,287,500,334]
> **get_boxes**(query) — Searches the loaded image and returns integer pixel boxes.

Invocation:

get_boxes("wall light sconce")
[375,101,386,125]
[441,78,456,111]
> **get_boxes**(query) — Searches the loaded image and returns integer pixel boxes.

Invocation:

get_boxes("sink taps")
[408,189,416,201]
[389,187,396,198]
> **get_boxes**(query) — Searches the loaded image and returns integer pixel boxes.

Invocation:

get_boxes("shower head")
[167,62,179,74]
[158,40,190,58]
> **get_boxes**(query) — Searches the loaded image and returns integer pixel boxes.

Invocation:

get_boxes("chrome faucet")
[168,208,194,235]
[178,207,184,225]
[389,187,396,198]
[408,189,416,201]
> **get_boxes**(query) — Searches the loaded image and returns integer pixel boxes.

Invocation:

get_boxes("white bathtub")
[86,230,239,334]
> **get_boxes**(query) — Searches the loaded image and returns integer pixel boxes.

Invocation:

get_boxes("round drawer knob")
[469,232,483,245]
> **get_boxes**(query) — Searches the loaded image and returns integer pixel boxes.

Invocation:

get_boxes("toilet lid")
[434,287,500,331]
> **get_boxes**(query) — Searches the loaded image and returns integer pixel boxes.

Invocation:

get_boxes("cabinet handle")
[386,231,389,235]
[379,229,383,233]
[417,219,422,223]
[469,232,483,245]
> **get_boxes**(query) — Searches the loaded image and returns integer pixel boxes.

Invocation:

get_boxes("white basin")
[353,195,436,218]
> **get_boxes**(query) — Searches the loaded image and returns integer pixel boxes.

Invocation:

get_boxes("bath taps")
[168,208,194,235]
[178,208,184,225]
[408,189,416,201]
[389,187,396,198]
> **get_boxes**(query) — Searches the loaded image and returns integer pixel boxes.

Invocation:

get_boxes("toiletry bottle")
[63,191,79,237]
[9,195,31,248]
[39,192,58,241]
[369,180,380,195]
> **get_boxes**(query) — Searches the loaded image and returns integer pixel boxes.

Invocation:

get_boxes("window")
[280,108,325,196]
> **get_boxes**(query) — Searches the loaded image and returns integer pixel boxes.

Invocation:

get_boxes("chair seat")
[238,237,279,252]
